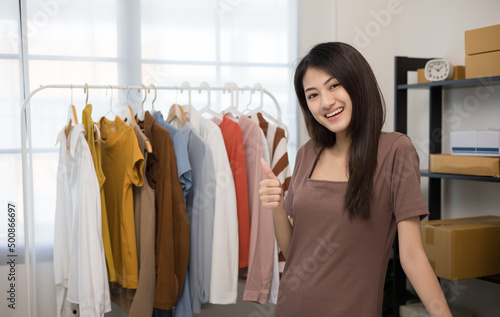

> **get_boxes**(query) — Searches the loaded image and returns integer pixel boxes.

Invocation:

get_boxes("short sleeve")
[173,133,193,197]
[390,135,429,223]
[129,131,145,187]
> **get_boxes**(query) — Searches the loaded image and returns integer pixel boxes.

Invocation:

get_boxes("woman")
[260,42,451,316]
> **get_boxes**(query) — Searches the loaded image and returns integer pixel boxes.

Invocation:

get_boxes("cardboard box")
[430,154,500,177]
[400,302,473,317]
[465,24,500,55]
[417,68,429,83]
[465,50,500,79]
[451,130,500,156]
[452,65,466,80]
[417,66,465,83]
[421,216,500,281]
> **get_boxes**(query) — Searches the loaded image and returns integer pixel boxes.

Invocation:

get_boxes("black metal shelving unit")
[392,56,500,316]
[420,170,500,183]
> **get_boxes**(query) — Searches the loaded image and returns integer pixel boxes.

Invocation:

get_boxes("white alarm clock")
[424,59,454,82]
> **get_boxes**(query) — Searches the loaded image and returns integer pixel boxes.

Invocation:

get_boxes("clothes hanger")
[241,85,254,115]
[85,83,89,105]
[167,83,189,125]
[148,84,157,115]
[198,82,223,120]
[120,86,152,153]
[86,84,102,142]
[93,122,101,143]
[249,83,290,138]
[138,85,153,152]
[222,82,243,118]
[64,84,79,138]
[104,85,118,119]
[136,84,149,121]
[141,84,148,112]
[121,88,138,126]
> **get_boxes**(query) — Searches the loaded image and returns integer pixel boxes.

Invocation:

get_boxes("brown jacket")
[140,111,190,310]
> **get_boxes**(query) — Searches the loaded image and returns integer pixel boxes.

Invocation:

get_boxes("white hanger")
[249,83,290,138]
[241,85,253,115]
[222,82,243,118]
[148,84,157,114]
[104,85,117,119]
[121,87,137,126]
[198,82,223,120]
[136,85,149,121]
[180,81,192,106]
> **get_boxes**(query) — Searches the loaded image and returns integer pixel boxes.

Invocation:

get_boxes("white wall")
[296,0,337,146]
[297,0,500,316]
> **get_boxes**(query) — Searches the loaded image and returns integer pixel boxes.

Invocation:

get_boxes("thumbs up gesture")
[259,158,284,210]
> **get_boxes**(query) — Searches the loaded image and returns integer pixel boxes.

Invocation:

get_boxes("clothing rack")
[20,82,285,317]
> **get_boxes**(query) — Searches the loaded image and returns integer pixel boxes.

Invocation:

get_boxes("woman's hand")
[259,158,284,210]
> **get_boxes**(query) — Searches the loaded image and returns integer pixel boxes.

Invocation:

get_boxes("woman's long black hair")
[294,42,386,219]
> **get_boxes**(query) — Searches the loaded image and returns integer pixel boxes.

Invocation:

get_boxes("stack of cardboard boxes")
[465,24,500,78]
[429,24,500,177]
[422,26,500,314]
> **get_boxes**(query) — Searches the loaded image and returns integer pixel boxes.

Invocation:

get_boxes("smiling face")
[302,67,353,139]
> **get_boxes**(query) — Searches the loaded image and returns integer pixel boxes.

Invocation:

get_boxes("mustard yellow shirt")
[82,104,116,282]
[99,116,144,289]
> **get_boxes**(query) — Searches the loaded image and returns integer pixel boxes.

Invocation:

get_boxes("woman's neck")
[331,132,351,157]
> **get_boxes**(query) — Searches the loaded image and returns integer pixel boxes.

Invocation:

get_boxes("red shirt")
[218,115,251,268]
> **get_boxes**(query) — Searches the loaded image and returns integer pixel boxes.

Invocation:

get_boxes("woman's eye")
[307,93,318,100]
[330,83,340,89]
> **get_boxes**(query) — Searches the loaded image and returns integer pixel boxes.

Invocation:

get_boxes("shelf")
[420,170,500,183]
[397,75,500,90]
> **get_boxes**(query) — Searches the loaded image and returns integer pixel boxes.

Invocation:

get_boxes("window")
[2,1,298,315]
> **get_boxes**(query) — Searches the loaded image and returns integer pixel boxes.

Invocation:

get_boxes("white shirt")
[174,105,239,304]
[54,124,111,317]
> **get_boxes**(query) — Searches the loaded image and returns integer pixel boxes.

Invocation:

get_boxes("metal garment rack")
[20,83,284,317]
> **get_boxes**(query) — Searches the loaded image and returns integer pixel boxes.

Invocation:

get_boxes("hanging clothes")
[152,111,193,316]
[250,112,292,304]
[258,128,280,305]
[174,105,239,305]
[250,112,291,195]
[239,115,275,305]
[172,270,193,317]
[53,124,111,317]
[110,125,157,317]
[216,115,251,270]
[137,111,190,310]
[82,104,116,283]
[179,121,215,314]
[99,116,144,289]
[152,111,192,196]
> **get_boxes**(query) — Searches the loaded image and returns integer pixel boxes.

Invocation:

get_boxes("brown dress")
[275,132,429,317]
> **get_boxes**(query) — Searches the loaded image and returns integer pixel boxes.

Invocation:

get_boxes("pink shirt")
[239,116,275,304]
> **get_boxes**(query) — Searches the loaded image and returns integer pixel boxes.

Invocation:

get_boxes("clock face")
[425,59,451,81]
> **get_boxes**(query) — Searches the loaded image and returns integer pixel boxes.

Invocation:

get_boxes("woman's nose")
[321,92,335,108]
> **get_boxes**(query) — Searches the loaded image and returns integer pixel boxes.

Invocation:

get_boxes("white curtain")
[1,0,297,316]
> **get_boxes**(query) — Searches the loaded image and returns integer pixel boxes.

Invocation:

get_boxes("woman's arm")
[398,216,452,317]
[260,160,293,257]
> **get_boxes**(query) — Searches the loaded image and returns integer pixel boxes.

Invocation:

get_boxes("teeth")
[326,107,344,118]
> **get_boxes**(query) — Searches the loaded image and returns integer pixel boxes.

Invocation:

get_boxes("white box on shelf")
[450,130,500,156]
